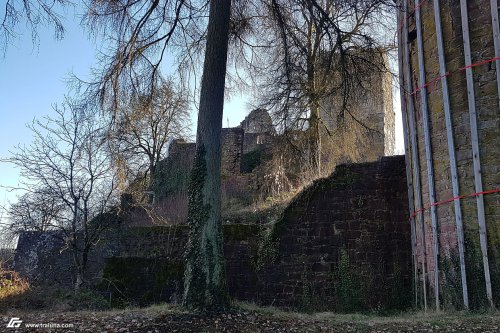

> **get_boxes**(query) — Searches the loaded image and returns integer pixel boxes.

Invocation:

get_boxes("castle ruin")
[12,50,413,312]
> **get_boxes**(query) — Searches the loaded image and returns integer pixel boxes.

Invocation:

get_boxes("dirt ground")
[1,303,500,333]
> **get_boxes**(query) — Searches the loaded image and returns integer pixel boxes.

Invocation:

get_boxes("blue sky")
[0,7,249,214]
[0,5,403,220]
[0,10,97,211]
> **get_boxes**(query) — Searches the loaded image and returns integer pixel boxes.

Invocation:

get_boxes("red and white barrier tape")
[409,56,500,95]
[408,188,500,222]
[398,0,500,96]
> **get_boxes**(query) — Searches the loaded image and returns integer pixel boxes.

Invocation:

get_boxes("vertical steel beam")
[432,0,469,310]
[490,0,500,111]
[414,0,440,310]
[459,0,494,308]
[403,0,428,311]
[397,5,418,308]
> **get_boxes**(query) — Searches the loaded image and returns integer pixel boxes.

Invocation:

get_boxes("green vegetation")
[241,150,264,173]
[440,252,464,310]
[68,288,111,310]
[464,231,489,310]
[99,257,185,308]
[0,285,111,312]
[333,249,363,312]
[151,157,192,201]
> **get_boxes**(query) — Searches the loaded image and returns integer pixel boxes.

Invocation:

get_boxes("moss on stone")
[332,249,363,312]
[439,252,464,310]
[99,257,184,307]
[222,224,261,242]
[223,201,287,225]
[126,225,189,237]
[241,150,264,173]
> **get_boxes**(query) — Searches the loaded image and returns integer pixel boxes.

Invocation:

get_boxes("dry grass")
[2,299,500,332]
[0,270,30,300]
[235,301,500,326]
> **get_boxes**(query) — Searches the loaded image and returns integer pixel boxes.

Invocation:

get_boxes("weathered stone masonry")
[400,0,500,309]
[12,58,401,310]
[258,155,411,311]
[14,156,412,311]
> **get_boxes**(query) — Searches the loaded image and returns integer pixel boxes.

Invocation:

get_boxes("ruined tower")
[320,50,395,167]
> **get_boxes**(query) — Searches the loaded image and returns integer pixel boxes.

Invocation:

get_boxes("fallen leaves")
[2,305,500,332]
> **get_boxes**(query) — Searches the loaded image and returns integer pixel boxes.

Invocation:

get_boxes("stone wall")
[98,225,260,306]
[13,224,261,306]
[152,139,195,202]
[14,226,124,287]
[149,129,247,224]
[239,108,276,135]
[239,109,276,155]
[321,50,395,168]
[258,156,412,311]
[14,156,412,311]
[242,132,275,155]
[152,127,247,201]
[14,231,73,286]
[221,128,244,176]
[401,0,500,309]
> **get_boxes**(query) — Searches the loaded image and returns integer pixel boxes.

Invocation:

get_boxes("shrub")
[67,288,111,311]
[0,270,30,300]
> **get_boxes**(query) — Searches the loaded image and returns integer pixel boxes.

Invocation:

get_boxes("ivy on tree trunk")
[182,0,232,311]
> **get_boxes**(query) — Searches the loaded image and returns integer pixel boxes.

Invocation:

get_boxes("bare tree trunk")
[73,250,83,292]
[306,12,321,177]
[308,100,321,177]
[307,65,321,177]
[182,0,231,311]
[148,159,156,194]
[75,274,83,292]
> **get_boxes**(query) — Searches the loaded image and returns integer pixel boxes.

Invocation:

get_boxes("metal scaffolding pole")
[403,0,427,311]
[397,5,418,307]
[432,0,469,310]
[459,0,494,308]
[490,0,500,111]
[414,0,440,310]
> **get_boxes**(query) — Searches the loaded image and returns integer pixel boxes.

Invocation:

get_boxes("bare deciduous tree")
[83,0,233,310]
[107,79,191,190]
[82,0,208,113]
[247,0,395,176]
[5,101,118,290]
[4,187,64,234]
[81,0,395,309]
[0,0,69,54]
